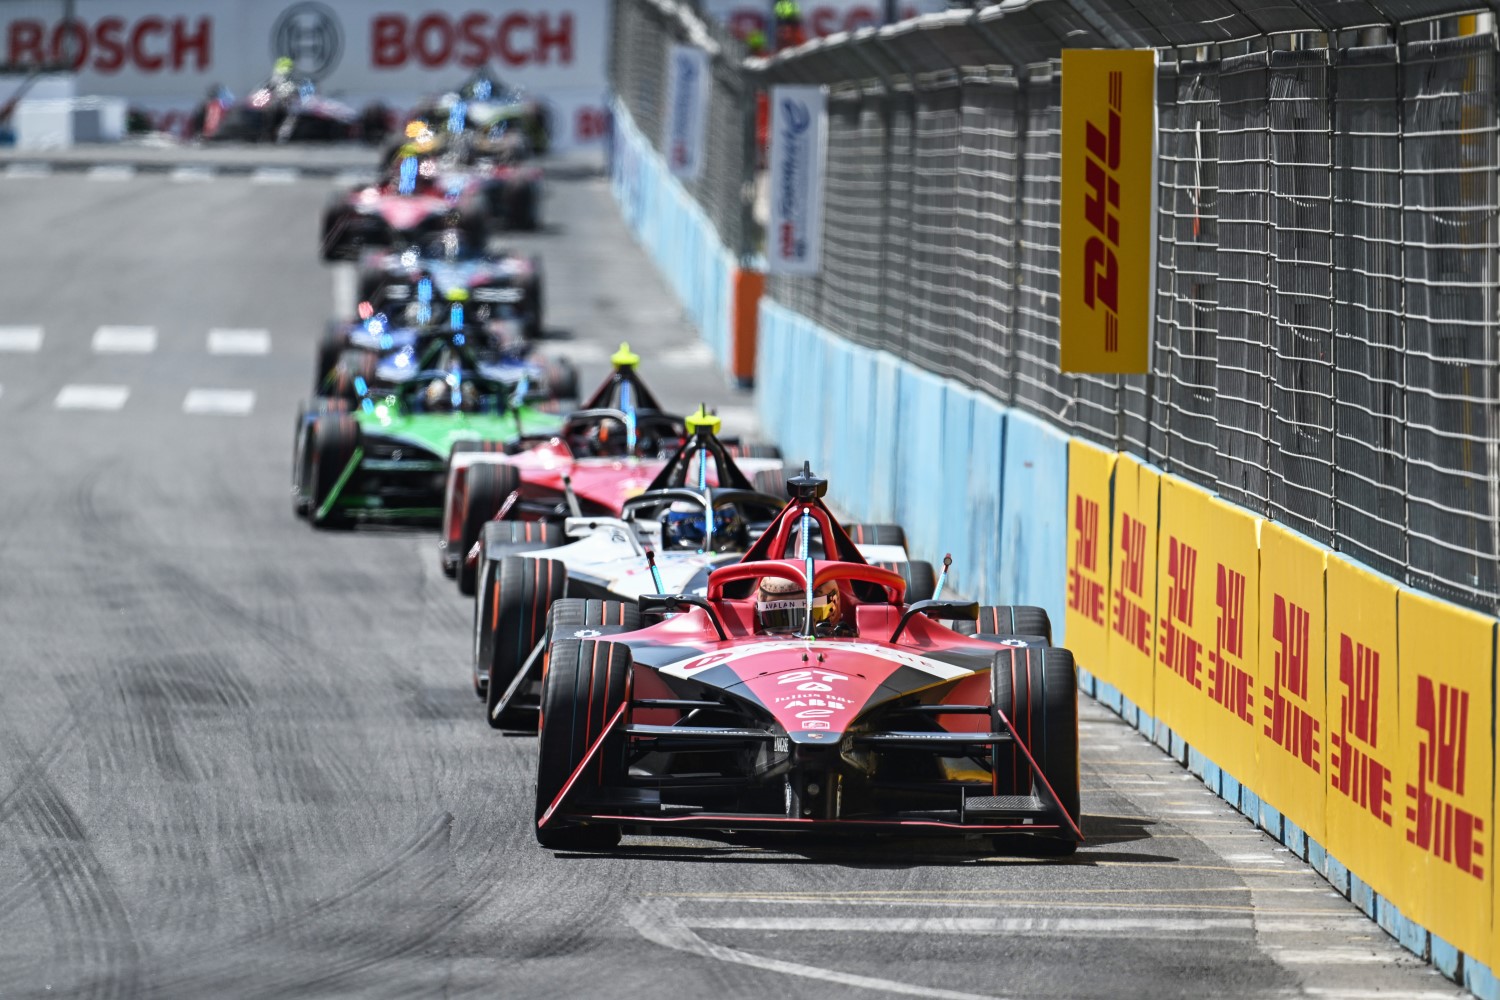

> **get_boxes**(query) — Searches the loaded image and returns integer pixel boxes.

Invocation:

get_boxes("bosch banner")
[1059,48,1156,374]
[766,84,827,276]
[0,0,611,149]
[663,44,710,181]
[1396,590,1494,962]
[1064,439,1116,674]
[1323,555,1402,901]
[1256,523,1328,844]
[1106,454,1158,716]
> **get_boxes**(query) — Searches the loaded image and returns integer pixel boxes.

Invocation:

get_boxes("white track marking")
[3,163,52,179]
[207,329,270,355]
[626,900,1004,1000]
[330,264,357,320]
[170,166,215,183]
[333,170,374,187]
[87,165,135,181]
[250,167,298,184]
[55,385,128,410]
[683,916,1253,935]
[1269,949,1394,965]
[182,389,255,415]
[0,326,43,351]
[713,405,759,434]
[660,340,715,368]
[92,326,157,353]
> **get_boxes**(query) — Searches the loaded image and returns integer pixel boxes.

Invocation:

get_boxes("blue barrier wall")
[609,100,734,369]
[756,299,1063,618]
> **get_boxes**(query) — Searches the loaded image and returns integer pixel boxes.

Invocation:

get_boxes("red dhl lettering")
[1112,589,1151,655]
[1118,513,1146,597]
[1081,69,1124,353]
[1207,564,1253,725]
[7,16,210,73]
[1407,676,1484,877]
[1330,635,1392,824]
[371,12,573,70]
[1067,568,1106,627]
[1067,494,1105,626]
[1159,537,1202,687]
[1264,595,1320,772]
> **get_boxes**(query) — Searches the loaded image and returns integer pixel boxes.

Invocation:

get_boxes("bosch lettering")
[1158,537,1201,688]
[1111,512,1151,655]
[1207,565,1253,725]
[371,12,573,69]
[1330,635,1393,824]
[1080,70,1124,354]
[1406,676,1485,878]
[1067,495,1105,626]
[1264,595,1320,771]
[7,16,211,73]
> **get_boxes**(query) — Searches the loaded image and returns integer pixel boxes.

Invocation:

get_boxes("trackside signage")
[663,44,710,181]
[766,84,827,276]
[1059,48,1156,374]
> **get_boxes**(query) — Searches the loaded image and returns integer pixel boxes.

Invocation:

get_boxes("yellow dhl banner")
[1064,439,1116,672]
[1059,48,1156,374]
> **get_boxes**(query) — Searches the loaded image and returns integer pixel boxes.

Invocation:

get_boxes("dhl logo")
[1112,512,1151,655]
[1067,495,1105,626]
[1158,537,1202,688]
[1330,635,1393,824]
[1265,595,1320,772]
[1208,565,1253,725]
[1082,70,1124,354]
[1407,676,1485,878]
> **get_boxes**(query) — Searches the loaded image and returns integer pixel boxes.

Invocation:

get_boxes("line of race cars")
[293,72,1083,856]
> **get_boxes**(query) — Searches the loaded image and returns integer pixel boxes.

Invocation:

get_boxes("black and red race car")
[529,465,1082,855]
[320,149,490,261]
[439,344,782,594]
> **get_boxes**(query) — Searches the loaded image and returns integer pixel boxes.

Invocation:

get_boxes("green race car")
[292,364,564,529]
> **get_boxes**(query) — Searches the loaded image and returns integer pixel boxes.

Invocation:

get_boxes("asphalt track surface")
[0,145,1467,999]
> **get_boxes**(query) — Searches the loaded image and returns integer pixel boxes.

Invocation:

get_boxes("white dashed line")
[683,915,1253,936]
[0,326,43,351]
[1269,949,1392,965]
[56,385,129,410]
[170,166,215,183]
[3,163,52,179]
[87,165,136,181]
[250,167,298,184]
[182,389,255,415]
[92,326,157,352]
[332,170,374,187]
[207,328,271,355]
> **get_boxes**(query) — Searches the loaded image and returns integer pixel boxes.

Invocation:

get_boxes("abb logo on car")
[1265,594,1320,771]
[1208,564,1253,725]
[1330,635,1394,825]
[1081,71,1124,355]
[1066,495,1104,627]
[1112,512,1151,655]
[1406,675,1485,878]
[1159,537,1202,688]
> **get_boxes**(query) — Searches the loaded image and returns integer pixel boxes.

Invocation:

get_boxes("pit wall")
[609,98,746,380]
[757,297,1500,999]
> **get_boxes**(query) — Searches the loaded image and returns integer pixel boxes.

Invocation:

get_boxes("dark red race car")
[438,344,782,594]
[529,465,1082,856]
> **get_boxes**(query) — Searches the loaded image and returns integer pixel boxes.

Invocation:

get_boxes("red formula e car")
[531,466,1082,856]
[439,344,782,594]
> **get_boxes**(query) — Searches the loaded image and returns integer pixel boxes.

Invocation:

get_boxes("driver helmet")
[424,376,478,412]
[755,576,839,635]
[663,501,749,552]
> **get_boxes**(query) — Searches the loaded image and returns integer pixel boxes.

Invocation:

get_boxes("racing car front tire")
[479,555,567,726]
[953,606,1054,645]
[456,463,523,596]
[308,414,359,529]
[535,638,629,851]
[547,599,641,644]
[990,645,1079,855]
[314,321,349,394]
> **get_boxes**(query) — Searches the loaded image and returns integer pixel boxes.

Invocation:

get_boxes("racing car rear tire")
[309,414,359,529]
[547,599,642,643]
[873,560,938,604]
[751,468,793,501]
[844,523,907,551]
[544,357,578,403]
[509,185,539,232]
[456,464,523,597]
[479,556,567,725]
[314,322,348,394]
[525,274,545,339]
[326,350,378,401]
[953,606,1054,645]
[535,638,629,850]
[990,645,1079,855]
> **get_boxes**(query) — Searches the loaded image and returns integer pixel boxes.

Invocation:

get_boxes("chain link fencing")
[610,0,1500,612]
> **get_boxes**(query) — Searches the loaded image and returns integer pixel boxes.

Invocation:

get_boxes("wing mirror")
[889,599,979,643]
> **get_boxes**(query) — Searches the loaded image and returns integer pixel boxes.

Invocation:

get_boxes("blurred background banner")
[664,42,710,179]
[0,0,612,149]
[766,83,826,275]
